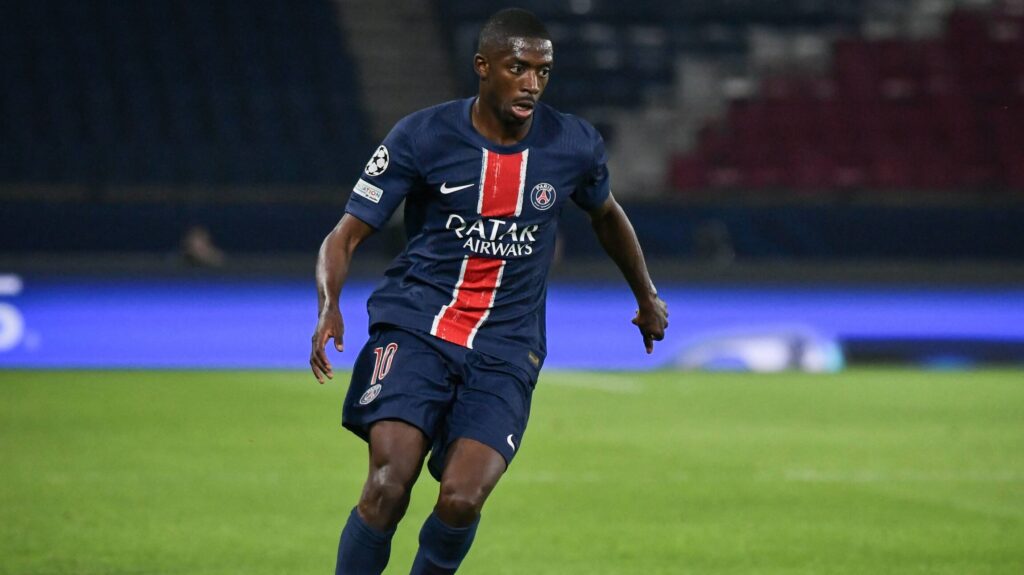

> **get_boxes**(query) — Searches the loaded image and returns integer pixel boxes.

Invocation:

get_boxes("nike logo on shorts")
[507,434,516,451]
[440,182,476,194]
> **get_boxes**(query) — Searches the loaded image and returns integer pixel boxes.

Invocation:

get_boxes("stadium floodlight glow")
[0,274,23,296]
[0,274,24,352]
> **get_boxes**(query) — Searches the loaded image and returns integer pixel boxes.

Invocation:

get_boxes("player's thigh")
[342,326,455,443]
[438,436,508,499]
[433,437,508,524]
[363,419,431,493]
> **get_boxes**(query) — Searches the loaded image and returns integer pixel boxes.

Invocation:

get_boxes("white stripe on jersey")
[514,149,529,216]
[466,260,506,349]
[430,255,470,338]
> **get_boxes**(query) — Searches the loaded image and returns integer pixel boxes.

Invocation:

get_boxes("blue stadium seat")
[0,0,370,186]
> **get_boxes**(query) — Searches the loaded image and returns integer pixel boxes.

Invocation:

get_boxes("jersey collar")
[461,97,540,154]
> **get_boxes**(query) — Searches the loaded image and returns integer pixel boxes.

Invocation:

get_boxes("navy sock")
[409,511,480,575]
[335,507,395,575]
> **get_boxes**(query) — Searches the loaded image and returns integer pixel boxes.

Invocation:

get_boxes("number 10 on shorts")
[371,343,398,384]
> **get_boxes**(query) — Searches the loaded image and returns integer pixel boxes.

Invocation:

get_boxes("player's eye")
[510,64,523,74]
[539,67,551,78]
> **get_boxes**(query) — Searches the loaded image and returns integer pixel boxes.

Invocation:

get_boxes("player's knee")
[359,466,414,524]
[435,483,487,527]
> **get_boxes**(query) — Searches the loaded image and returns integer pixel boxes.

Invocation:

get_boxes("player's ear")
[474,53,489,80]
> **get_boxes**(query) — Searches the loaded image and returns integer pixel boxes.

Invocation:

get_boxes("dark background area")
[1,0,1022,282]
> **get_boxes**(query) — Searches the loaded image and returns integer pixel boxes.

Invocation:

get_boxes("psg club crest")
[530,183,556,211]
[359,383,382,406]
[364,145,389,176]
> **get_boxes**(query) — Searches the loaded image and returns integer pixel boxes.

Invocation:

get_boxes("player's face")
[478,37,553,125]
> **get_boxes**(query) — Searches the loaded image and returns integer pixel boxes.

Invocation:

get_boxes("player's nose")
[521,72,540,94]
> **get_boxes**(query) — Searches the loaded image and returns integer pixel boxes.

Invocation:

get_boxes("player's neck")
[471,97,531,147]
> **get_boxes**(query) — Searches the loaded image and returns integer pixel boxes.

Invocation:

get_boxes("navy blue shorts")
[342,325,536,480]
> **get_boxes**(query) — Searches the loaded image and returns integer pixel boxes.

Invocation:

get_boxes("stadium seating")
[434,0,860,112]
[5,1,1021,195]
[671,6,1024,192]
[0,0,369,185]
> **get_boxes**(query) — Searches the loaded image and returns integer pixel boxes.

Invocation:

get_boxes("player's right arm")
[312,113,420,383]
[310,213,375,384]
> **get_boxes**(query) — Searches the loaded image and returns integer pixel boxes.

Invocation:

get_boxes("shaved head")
[477,8,551,55]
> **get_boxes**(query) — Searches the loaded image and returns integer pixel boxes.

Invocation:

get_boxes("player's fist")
[632,296,668,354]
[310,306,345,384]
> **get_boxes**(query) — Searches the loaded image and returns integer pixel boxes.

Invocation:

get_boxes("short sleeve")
[344,117,421,229]
[570,123,611,211]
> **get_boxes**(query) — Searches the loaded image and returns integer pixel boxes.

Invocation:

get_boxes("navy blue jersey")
[345,97,610,377]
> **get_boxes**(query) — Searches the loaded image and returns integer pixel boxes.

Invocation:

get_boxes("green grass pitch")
[1,369,1022,574]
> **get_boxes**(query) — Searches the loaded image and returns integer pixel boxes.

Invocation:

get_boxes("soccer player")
[310,8,668,574]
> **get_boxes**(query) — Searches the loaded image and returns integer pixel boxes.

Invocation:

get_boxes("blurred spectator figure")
[181,225,225,268]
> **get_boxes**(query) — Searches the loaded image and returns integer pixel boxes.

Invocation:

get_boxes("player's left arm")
[586,193,669,353]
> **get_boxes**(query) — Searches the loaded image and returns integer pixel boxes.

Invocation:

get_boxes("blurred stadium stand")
[671,5,1024,192]
[437,0,863,112]
[0,0,369,186]
[1,0,1022,370]
[0,0,1022,271]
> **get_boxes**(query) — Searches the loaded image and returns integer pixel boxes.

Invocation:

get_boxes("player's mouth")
[511,99,535,120]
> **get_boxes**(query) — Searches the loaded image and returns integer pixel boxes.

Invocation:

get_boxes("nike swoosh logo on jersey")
[440,182,476,194]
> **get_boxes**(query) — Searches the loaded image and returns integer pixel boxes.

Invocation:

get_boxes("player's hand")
[632,296,668,354]
[310,305,345,384]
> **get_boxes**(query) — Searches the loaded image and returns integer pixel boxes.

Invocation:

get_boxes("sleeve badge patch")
[364,145,390,176]
[353,178,383,204]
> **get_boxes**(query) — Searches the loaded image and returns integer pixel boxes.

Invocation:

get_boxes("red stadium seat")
[670,153,707,191]
[671,6,1023,193]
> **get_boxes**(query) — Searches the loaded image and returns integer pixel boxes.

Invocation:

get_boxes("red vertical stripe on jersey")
[480,150,527,217]
[431,257,506,347]
[432,149,528,348]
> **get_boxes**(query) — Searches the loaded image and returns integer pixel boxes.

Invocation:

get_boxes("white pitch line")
[761,469,1024,483]
[508,471,604,484]
[506,470,691,484]
[541,372,644,394]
